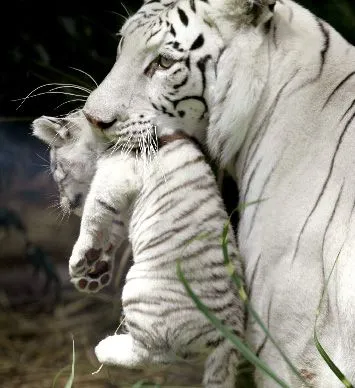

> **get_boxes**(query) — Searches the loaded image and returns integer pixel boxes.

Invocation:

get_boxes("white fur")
[81,0,355,386]
[70,138,244,388]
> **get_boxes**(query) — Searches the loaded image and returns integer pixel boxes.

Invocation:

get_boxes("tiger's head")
[32,111,108,216]
[83,0,275,162]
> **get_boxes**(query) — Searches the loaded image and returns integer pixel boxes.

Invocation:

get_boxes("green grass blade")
[314,247,354,387]
[177,261,290,388]
[314,333,353,387]
[64,337,76,388]
[52,365,70,388]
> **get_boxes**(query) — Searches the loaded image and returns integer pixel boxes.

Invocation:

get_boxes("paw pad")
[85,248,102,264]
[88,260,109,279]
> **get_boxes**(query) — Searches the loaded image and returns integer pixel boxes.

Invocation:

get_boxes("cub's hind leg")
[95,334,148,367]
[203,340,239,388]
[95,333,173,367]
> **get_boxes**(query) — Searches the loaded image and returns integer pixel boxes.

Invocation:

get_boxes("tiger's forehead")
[121,0,210,51]
[121,1,173,38]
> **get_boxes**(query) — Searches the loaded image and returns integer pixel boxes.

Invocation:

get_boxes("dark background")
[1,0,355,120]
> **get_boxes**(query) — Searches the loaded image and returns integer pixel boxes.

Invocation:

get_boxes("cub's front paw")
[71,257,113,293]
[69,239,103,278]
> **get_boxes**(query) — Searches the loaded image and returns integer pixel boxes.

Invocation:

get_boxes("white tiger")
[33,113,245,388]
[80,0,355,386]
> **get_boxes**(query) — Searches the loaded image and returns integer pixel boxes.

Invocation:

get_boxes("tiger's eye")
[144,55,176,78]
[158,55,176,69]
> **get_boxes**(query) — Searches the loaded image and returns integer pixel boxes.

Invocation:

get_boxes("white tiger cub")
[32,111,127,291]
[33,112,245,387]
[71,131,244,388]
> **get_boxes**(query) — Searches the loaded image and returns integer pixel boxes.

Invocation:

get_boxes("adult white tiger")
[80,0,355,386]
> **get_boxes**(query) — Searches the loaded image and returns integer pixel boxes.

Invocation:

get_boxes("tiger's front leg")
[69,153,140,293]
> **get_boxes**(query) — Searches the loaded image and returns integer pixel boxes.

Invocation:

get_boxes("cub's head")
[83,0,275,159]
[32,111,108,216]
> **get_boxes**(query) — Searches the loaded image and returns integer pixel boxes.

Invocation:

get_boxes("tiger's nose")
[83,111,117,130]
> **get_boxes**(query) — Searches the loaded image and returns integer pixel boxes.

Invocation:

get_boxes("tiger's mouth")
[103,118,157,150]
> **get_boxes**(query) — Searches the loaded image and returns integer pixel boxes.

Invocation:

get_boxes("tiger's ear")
[208,0,276,39]
[32,116,66,146]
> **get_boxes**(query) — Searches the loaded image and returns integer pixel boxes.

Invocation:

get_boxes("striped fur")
[33,113,245,386]
[82,0,355,386]
[69,135,244,388]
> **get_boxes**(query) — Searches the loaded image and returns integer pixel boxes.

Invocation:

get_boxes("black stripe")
[133,193,186,233]
[197,55,211,95]
[269,3,275,12]
[323,71,355,109]
[175,192,216,222]
[124,319,154,349]
[216,47,226,67]
[190,34,204,50]
[148,176,204,207]
[135,220,208,261]
[292,111,355,264]
[256,298,272,357]
[272,23,278,48]
[247,154,283,237]
[196,209,226,230]
[135,154,205,208]
[243,159,262,202]
[264,19,272,34]
[170,24,176,37]
[321,183,343,278]
[136,223,188,255]
[242,71,299,178]
[341,98,355,122]
[173,75,188,89]
[146,27,161,43]
[186,327,216,346]
[317,19,330,79]
[244,254,261,331]
[189,0,196,12]
[97,199,119,215]
[248,254,261,298]
[177,8,189,26]
[185,56,190,70]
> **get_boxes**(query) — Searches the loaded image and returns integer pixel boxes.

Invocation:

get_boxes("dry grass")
[0,286,204,388]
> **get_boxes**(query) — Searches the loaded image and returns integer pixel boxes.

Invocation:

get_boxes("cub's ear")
[32,116,65,146]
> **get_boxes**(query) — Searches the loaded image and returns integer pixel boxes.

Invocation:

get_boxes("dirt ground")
[0,255,207,388]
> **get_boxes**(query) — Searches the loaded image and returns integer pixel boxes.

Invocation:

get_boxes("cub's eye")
[144,55,177,77]
[158,55,175,69]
